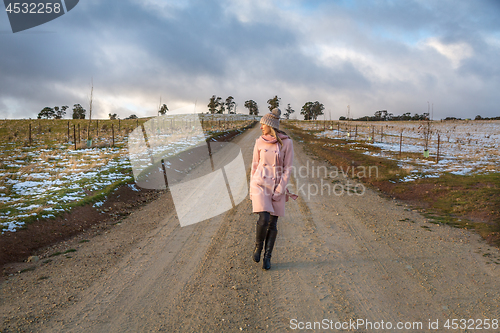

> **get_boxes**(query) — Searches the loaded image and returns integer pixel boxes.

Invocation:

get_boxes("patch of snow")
[128,183,140,192]
[93,201,104,207]
[305,120,500,178]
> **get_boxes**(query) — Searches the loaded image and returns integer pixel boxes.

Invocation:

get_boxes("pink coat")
[250,133,298,216]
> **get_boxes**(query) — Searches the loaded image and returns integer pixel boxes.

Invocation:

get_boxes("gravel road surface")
[1,124,499,332]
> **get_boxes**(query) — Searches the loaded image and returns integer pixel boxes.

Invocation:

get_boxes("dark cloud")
[0,0,499,119]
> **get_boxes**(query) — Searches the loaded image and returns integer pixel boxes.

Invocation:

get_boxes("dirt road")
[2,124,500,332]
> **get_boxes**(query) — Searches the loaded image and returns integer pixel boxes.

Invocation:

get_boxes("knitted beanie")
[260,108,281,129]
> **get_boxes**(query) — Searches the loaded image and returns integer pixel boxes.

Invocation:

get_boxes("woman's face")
[260,123,271,135]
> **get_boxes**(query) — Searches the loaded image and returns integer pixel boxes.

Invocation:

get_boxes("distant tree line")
[443,115,500,121]
[212,94,297,119]
[243,95,296,119]
[35,95,344,121]
[430,115,500,121]
[37,105,86,119]
[343,110,430,121]
[37,106,68,119]
[243,95,285,116]
[37,104,142,120]
[338,110,500,121]
[474,115,500,120]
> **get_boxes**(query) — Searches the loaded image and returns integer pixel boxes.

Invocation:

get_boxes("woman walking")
[250,108,297,270]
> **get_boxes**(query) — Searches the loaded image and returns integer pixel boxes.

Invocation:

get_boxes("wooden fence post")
[436,134,440,163]
[27,123,32,145]
[399,132,403,157]
[73,125,76,150]
[112,124,115,147]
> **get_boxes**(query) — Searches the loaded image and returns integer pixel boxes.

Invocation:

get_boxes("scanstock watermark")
[3,0,79,33]
[128,106,248,227]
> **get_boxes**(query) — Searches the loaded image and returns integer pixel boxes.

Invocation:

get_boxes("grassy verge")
[284,121,500,247]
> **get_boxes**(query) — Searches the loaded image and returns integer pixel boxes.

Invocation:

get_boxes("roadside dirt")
[1,124,500,332]
[0,183,164,269]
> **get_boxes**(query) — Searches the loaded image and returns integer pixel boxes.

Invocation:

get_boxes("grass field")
[0,115,256,233]
[285,120,500,246]
[299,119,500,176]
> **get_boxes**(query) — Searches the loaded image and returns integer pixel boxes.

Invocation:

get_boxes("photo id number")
[5,2,62,14]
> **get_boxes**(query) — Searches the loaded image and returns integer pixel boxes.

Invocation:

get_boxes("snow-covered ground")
[0,141,131,233]
[0,114,255,233]
[293,120,500,181]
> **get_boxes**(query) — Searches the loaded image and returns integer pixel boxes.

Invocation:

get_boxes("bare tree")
[87,78,93,141]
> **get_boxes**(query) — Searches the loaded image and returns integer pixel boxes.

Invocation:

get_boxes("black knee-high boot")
[253,212,270,263]
[263,215,278,270]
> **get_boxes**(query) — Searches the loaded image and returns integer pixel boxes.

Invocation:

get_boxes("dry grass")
[284,120,500,247]
[1,115,256,233]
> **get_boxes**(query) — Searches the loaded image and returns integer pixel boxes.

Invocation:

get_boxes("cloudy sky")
[1,0,499,120]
